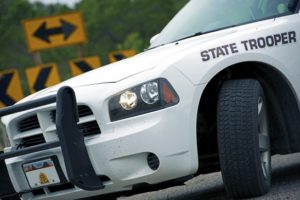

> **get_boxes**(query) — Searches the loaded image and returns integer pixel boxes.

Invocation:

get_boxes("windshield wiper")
[147,43,165,51]
[147,32,203,50]
[147,31,204,50]
[173,25,239,44]
[148,25,239,51]
[173,32,204,43]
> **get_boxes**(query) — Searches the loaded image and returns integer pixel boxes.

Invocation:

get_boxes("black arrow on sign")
[33,66,52,92]
[74,61,92,73]
[0,73,16,106]
[113,54,125,61]
[33,19,77,43]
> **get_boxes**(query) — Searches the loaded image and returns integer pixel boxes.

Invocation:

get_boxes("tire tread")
[217,79,270,198]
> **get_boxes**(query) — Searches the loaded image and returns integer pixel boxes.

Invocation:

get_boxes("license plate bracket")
[23,156,67,189]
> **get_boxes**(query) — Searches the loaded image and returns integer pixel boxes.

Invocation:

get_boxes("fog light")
[147,153,160,171]
[119,91,138,110]
[140,81,159,104]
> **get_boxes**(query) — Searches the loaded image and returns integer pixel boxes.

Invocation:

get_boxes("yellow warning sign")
[69,56,101,77]
[108,49,136,63]
[39,172,49,184]
[0,69,24,108]
[22,12,87,52]
[26,63,61,94]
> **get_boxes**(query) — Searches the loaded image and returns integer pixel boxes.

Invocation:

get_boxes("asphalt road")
[113,153,300,200]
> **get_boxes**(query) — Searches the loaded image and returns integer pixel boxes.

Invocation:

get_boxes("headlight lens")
[140,82,159,104]
[119,90,138,110]
[109,78,179,121]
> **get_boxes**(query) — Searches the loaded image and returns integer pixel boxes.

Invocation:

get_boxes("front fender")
[174,51,291,86]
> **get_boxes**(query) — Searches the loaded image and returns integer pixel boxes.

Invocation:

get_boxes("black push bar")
[0,95,56,117]
[0,86,104,197]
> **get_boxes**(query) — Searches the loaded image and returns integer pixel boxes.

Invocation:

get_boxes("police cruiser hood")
[25,19,279,100]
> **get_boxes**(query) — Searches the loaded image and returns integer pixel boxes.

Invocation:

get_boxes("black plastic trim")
[0,151,18,198]
[56,86,104,190]
[297,1,300,12]
[0,95,56,117]
[0,142,60,161]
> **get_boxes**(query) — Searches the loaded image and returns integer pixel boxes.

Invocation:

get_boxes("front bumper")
[0,87,103,198]
[1,74,200,199]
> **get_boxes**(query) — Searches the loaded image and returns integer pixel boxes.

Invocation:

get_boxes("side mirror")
[150,33,160,45]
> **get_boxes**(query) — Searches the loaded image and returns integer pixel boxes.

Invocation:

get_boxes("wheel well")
[196,62,300,173]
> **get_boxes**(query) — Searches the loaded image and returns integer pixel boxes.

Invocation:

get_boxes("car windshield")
[149,0,299,49]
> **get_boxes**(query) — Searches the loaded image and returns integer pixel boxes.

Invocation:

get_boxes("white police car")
[1,0,300,199]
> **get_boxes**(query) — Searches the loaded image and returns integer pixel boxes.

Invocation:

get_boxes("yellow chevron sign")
[26,63,61,94]
[0,69,24,108]
[69,56,101,77]
[23,12,87,52]
[108,49,136,63]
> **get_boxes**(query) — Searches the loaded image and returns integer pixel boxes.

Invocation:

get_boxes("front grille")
[50,105,93,122]
[78,121,101,137]
[78,105,94,117]
[16,105,100,148]
[50,105,101,137]
[18,115,40,132]
[50,105,101,136]
[22,134,45,147]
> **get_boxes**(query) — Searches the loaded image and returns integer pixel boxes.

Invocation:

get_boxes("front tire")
[217,79,271,198]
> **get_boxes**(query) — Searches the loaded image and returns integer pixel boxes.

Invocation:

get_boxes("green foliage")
[116,32,145,52]
[0,0,188,96]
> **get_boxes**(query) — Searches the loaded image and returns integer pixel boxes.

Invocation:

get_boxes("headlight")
[109,78,179,121]
[140,81,159,105]
[119,91,138,110]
